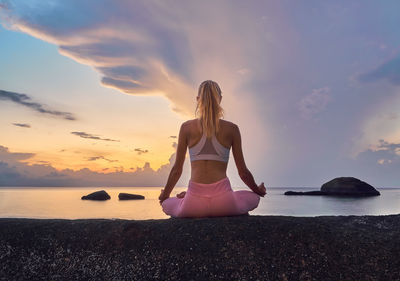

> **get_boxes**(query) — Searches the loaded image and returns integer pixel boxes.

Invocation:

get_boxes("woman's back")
[187,118,235,184]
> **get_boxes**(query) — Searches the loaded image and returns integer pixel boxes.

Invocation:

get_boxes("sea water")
[0,187,399,220]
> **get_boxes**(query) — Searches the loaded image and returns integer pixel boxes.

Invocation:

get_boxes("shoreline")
[1,212,400,220]
[1,215,399,280]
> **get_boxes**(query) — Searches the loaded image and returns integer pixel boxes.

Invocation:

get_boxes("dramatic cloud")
[297,87,331,120]
[0,0,271,183]
[0,1,196,116]
[12,123,31,128]
[87,156,118,163]
[134,148,149,155]
[357,55,400,85]
[71,131,120,142]
[0,89,76,120]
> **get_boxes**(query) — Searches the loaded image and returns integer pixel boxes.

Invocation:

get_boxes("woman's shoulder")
[184,119,237,137]
[182,119,196,128]
[219,119,237,128]
[184,118,237,127]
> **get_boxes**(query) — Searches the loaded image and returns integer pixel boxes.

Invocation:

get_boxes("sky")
[0,0,400,187]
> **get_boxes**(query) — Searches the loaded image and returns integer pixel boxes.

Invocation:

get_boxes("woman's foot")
[176,191,186,198]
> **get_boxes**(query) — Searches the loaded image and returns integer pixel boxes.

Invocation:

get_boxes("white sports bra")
[188,128,230,163]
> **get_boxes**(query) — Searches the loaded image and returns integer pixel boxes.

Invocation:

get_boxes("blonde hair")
[195,80,224,137]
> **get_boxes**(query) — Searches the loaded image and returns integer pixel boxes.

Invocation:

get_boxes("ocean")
[0,186,399,220]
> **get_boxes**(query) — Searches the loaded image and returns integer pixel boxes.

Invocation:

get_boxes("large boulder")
[118,193,145,200]
[81,190,111,200]
[285,177,380,196]
[321,177,380,196]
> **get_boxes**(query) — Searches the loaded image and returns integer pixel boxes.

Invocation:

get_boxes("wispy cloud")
[87,155,118,162]
[0,90,76,120]
[71,131,120,142]
[357,55,400,85]
[36,160,51,165]
[12,123,31,128]
[134,148,148,155]
[297,87,331,120]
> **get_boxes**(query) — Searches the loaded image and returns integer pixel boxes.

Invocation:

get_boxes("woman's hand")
[176,191,186,198]
[159,189,170,205]
[254,182,267,197]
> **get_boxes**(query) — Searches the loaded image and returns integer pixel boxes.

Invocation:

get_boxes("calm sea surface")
[0,187,399,220]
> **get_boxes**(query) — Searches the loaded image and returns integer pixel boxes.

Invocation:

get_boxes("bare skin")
[159,117,266,204]
[189,118,231,184]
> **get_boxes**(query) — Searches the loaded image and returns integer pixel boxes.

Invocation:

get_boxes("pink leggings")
[162,177,260,218]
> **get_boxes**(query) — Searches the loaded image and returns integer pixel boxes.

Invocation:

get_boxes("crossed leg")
[162,190,260,218]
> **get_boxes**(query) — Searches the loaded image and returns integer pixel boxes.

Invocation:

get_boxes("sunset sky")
[1,1,400,187]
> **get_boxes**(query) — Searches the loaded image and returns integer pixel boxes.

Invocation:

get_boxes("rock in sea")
[284,177,380,197]
[284,190,327,196]
[321,177,380,196]
[81,190,111,200]
[118,193,145,200]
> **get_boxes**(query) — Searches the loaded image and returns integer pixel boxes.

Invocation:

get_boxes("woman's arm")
[231,124,260,193]
[162,122,188,197]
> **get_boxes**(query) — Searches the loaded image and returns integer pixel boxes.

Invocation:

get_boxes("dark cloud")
[376,139,400,153]
[134,148,149,155]
[0,145,35,162]
[169,135,177,139]
[0,144,190,187]
[87,156,118,162]
[333,139,400,187]
[71,131,120,142]
[12,123,31,128]
[101,77,146,92]
[37,160,51,165]
[97,65,147,82]
[357,55,400,85]
[0,90,76,120]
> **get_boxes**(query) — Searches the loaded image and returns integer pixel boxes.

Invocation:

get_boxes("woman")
[159,80,266,218]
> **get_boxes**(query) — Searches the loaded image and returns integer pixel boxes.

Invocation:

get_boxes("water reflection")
[0,187,184,220]
[0,187,399,220]
[257,188,399,216]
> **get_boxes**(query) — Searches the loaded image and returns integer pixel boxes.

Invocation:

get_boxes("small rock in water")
[118,193,145,200]
[81,190,111,200]
[284,190,327,195]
